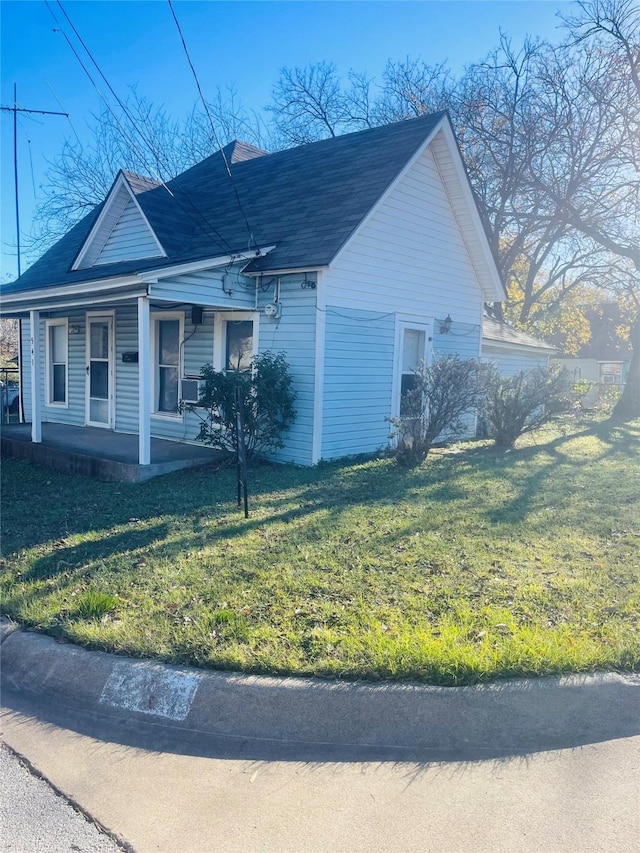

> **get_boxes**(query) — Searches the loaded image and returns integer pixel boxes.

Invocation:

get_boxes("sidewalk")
[2,620,639,852]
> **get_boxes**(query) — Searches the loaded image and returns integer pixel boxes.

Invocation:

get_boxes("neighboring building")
[1,113,504,470]
[481,315,556,376]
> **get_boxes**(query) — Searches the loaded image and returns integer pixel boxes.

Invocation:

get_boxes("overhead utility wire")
[48,1,237,258]
[167,0,259,254]
[53,0,235,257]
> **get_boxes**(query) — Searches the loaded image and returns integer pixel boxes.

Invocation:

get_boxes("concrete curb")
[1,623,639,752]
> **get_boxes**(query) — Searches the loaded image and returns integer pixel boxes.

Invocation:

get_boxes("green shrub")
[190,351,296,459]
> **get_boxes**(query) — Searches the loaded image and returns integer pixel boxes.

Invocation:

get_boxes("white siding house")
[2,114,505,476]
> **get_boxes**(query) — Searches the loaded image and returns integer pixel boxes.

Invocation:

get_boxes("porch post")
[138,295,151,465]
[29,309,42,443]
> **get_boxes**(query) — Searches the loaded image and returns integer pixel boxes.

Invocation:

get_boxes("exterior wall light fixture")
[440,314,453,334]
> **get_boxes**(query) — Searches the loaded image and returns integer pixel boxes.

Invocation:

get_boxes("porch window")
[153,313,183,414]
[400,328,426,415]
[45,319,68,406]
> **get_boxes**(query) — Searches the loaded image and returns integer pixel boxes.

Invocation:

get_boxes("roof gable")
[72,171,166,270]
[5,113,505,297]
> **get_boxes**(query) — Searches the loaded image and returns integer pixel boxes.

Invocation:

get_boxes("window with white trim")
[45,319,68,406]
[225,320,254,372]
[152,313,183,414]
[214,312,259,374]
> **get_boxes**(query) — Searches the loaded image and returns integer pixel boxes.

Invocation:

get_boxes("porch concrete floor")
[1,423,224,482]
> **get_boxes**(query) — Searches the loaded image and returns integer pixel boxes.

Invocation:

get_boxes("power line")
[47,1,237,258]
[1,84,68,276]
[167,0,259,254]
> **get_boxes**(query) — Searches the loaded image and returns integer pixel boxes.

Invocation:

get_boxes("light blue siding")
[114,303,215,441]
[24,311,86,426]
[321,307,396,459]
[432,320,481,361]
[95,199,163,264]
[150,268,255,309]
[256,274,317,465]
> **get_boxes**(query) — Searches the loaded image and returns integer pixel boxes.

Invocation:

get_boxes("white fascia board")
[329,116,447,270]
[139,247,276,283]
[71,172,166,271]
[1,288,149,316]
[1,275,144,309]
[437,120,506,302]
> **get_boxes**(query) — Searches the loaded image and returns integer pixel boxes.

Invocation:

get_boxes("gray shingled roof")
[3,113,445,294]
[482,314,556,351]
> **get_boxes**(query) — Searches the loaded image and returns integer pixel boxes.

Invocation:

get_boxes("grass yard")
[1,415,639,685]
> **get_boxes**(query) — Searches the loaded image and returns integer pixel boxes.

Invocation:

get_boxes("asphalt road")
[1,687,638,853]
[0,743,124,853]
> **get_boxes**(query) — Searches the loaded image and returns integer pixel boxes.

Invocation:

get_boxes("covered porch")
[1,423,224,483]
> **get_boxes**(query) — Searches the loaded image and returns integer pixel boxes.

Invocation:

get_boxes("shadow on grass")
[21,524,171,581]
[3,415,638,577]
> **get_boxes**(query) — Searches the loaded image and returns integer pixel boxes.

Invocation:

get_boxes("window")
[225,320,254,372]
[45,319,68,406]
[600,363,622,385]
[153,313,183,414]
[400,328,426,415]
[214,312,258,374]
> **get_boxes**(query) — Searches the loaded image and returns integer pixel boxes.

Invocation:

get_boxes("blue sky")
[1,1,572,279]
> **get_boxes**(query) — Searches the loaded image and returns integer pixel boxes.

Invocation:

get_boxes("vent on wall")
[180,377,205,405]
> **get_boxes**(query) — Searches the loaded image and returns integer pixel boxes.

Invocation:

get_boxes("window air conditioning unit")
[180,377,205,405]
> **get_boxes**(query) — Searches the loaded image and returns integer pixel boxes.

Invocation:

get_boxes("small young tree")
[390,355,488,465]
[191,351,296,459]
[483,366,572,448]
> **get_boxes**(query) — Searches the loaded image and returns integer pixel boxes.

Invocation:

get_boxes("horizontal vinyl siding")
[323,146,484,329]
[150,268,255,309]
[482,346,551,377]
[114,304,139,434]
[95,200,163,264]
[31,311,86,426]
[114,304,215,442]
[321,308,395,459]
[256,274,316,465]
[432,322,481,362]
[152,310,214,442]
[320,143,485,459]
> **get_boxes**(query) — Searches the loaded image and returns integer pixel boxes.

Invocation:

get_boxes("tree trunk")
[612,314,640,421]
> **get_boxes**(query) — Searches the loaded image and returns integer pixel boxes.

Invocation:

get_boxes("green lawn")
[1,416,639,685]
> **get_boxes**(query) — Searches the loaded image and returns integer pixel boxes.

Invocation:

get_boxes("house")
[1,112,505,475]
[481,314,556,375]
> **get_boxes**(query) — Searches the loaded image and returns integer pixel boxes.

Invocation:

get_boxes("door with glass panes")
[85,313,114,428]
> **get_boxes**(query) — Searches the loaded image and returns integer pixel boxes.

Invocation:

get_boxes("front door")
[86,313,114,428]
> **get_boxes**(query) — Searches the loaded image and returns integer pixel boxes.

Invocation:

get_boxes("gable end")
[72,172,166,270]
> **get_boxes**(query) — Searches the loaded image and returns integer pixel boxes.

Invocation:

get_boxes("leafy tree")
[191,351,296,459]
